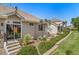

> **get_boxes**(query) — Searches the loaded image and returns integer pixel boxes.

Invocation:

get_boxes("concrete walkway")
[43,31,72,55]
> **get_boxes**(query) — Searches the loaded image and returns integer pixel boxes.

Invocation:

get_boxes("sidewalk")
[43,31,72,55]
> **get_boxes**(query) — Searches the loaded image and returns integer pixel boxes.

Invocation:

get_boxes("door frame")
[4,20,22,40]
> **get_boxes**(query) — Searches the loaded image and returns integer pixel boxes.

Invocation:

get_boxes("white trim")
[4,20,22,40]
[21,21,22,39]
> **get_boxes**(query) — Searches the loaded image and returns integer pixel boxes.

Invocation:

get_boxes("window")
[1,23,3,26]
[13,21,21,24]
[58,26,62,32]
[38,24,43,31]
[29,23,34,26]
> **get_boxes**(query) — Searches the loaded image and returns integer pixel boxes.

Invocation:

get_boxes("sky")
[4,3,79,25]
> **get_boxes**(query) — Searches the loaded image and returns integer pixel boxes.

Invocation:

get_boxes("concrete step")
[7,41,19,45]
[7,43,20,48]
[8,48,21,55]
[6,40,21,55]
[7,45,21,52]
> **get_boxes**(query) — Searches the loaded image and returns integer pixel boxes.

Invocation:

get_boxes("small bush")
[42,35,47,41]
[17,45,38,55]
[38,41,53,54]
[71,28,77,31]
[19,39,24,47]
[38,35,47,41]
[38,28,69,54]
[65,50,72,55]
[23,34,31,45]
[38,36,43,41]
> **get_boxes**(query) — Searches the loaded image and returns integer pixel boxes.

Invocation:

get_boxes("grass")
[51,31,79,55]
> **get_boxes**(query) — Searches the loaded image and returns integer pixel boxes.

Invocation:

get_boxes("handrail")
[0,34,8,55]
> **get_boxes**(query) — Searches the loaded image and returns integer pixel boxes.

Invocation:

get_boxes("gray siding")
[0,19,5,32]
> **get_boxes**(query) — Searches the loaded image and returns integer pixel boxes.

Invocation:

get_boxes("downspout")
[34,23,36,40]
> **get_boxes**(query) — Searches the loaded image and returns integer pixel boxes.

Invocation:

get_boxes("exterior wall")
[0,19,5,33]
[0,15,62,40]
[22,22,36,39]
[0,15,46,39]
[45,25,58,35]
[22,22,48,39]
[35,24,48,38]
[7,15,49,39]
[0,14,64,40]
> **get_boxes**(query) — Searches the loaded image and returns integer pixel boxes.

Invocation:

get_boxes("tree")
[71,17,79,28]
[63,20,67,27]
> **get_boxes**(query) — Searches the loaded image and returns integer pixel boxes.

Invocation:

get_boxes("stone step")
[7,45,21,52]
[8,48,21,55]
[7,41,19,45]
[5,40,21,55]
[7,43,20,48]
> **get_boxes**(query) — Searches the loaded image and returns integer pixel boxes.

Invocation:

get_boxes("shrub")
[38,28,69,54]
[17,45,38,55]
[38,36,43,41]
[65,50,73,55]
[23,34,31,45]
[42,35,47,41]
[19,39,24,47]
[38,35,47,41]
[38,41,53,54]
[71,28,77,31]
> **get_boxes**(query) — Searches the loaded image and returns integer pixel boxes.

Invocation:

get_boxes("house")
[0,5,64,41]
[0,5,47,40]
[45,19,64,36]
[0,5,48,54]
[0,5,64,55]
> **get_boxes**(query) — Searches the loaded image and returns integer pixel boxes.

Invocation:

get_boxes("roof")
[50,19,63,26]
[51,19,63,22]
[0,5,40,23]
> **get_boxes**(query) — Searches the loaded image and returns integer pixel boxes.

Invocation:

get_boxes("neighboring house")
[45,19,64,36]
[51,19,64,32]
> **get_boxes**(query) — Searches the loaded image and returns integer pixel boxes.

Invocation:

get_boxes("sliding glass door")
[6,24,14,40]
[6,24,21,40]
[14,25,21,39]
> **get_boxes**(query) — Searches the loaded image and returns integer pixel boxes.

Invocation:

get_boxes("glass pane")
[14,25,21,39]
[6,24,14,40]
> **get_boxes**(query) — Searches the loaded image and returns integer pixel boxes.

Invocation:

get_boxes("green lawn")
[51,31,79,55]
